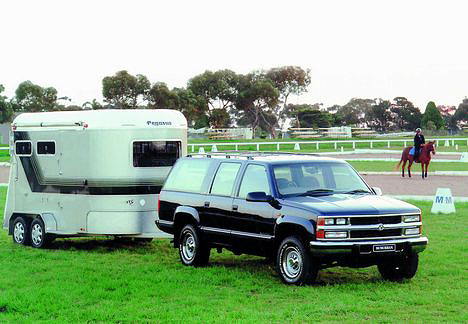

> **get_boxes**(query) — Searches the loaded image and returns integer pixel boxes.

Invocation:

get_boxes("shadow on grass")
[45,237,164,253]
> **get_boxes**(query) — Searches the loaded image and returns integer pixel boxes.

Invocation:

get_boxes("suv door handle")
[204,201,210,208]
[232,205,238,211]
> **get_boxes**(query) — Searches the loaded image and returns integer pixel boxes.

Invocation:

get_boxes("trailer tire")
[30,218,51,248]
[12,216,30,245]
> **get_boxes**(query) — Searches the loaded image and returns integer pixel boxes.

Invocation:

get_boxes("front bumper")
[310,236,428,256]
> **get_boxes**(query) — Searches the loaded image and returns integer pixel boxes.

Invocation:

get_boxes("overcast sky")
[1,0,467,111]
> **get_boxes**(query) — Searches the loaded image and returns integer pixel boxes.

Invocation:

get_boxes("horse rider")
[413,128,425,161]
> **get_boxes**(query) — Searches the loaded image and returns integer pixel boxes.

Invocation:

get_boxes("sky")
[1,0,467,111]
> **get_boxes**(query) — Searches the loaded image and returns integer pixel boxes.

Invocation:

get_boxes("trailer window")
[37,141,56,155]
[15,141,32,156]
[133,141,180,167]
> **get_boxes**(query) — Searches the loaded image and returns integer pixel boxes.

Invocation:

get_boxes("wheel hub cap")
[282,246,303,278]
[14,223,25,243]
[182,233,195,261]
[31,224,43,245]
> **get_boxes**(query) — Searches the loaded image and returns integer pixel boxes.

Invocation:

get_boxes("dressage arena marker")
[431,188,456,214]
[198,147,205,153]
[211,145,218,152]
[294,143,301,150]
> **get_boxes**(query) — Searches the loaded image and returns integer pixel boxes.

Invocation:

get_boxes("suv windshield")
[273,162,370,196]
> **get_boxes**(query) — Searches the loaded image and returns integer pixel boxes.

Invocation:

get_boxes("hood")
[281,194,420,216]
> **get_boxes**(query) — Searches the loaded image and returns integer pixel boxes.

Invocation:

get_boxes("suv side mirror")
[372,187,383,196]
[246,191,269,202]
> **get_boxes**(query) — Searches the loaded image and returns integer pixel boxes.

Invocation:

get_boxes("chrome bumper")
[310,236,428,255]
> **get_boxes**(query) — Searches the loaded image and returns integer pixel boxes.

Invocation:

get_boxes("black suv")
[156,153,428,285]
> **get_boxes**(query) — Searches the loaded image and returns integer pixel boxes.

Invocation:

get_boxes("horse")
[396,142,436,179]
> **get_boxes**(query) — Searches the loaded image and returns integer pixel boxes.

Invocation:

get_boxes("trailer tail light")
[12,124,17,131]
[157,195,160,211]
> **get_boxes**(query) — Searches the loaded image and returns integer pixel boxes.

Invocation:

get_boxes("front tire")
[277,236,318,285]
[178,224,210,266]
[30,218,51,248]
[378,252,419,281]
[12,217,30,245]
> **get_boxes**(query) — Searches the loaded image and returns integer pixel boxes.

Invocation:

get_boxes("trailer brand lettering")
[147,121,172,126]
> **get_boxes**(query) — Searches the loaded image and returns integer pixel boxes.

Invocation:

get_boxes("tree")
[146,82,178,109]
[102,70,150,109]
[453,98,468,128]
[265,66,311,127]
[335,98,374,126]
[82,99,103,110]
[171,88,208,128]
[285,103,332,128]
[0,84,13,123]
[208,108,231,128]
[13,81,58,112]
[437,105,457,130]
[389,97,422,131]
[234,73,280,137]
[422,101,444,129]
[364,99,392,131]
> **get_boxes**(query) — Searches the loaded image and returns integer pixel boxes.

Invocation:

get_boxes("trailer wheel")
[12,216,30,245]
[30,218,51,248]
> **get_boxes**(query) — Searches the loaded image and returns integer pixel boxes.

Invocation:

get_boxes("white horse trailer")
[3,109,187,247]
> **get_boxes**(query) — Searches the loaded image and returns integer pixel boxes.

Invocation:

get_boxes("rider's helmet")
[415,128,422,133]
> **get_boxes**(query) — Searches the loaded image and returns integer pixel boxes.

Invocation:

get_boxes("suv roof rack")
[186,151,320,160]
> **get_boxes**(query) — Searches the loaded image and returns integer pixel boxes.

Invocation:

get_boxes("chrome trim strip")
[310,236,428,247]
[199,226,273,240]
[320,212,420,218]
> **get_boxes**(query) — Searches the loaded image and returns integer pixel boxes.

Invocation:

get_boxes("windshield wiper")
[298,189,335,197]
[342,189,372,195]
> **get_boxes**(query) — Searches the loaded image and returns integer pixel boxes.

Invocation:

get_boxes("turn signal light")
[316,229,325,239]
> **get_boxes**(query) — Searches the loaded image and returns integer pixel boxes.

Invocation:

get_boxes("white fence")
[189,138,468,152]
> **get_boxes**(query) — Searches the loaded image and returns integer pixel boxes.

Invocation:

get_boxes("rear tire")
[378,252,419,281]
[276,236,318,285]
[30,218,51,248]
[178,224,210,267]
[12,216,30,245]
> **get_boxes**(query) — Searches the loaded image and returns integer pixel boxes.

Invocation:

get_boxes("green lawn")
[0,188,466,322]
[349,161,468,172]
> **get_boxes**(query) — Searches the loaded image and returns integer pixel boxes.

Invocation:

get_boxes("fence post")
[352,141,355,149]
[334,142,337,150]
[256,143,260,151]
[452,139,455,146]
[404,141,407,147]
[235,144,238,151]
[387,141,390,148]
[277,143,280,151]
[370,141,373,149]
[192,145,195,152]
[316,142,319,150]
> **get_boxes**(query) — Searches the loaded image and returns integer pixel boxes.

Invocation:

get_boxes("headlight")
[325,218,335,225]
[336,218,347,225]
[403,215,420,222]
[405,227,420,235]
[325,231,348,239]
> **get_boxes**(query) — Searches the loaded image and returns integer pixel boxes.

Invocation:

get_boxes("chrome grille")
[350,215,401,225]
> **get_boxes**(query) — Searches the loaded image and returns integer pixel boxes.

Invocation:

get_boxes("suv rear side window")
[133,141,180,167]
[163,159,211,193]
[210,162,241,196]
[238,164,270,198]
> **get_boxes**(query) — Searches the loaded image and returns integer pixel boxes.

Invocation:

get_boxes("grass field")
[348,161,468,172]
[0,188,466,322]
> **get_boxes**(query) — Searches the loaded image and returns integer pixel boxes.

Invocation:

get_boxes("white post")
[370,141,373,149]
[277,143,280,151]
[256,143,260,151]
[316,142,319,150]
[235,144,238,151]
[352,141,355,149]
[334,142,337,150]
[341,146,344,152]
[455,144,459,150]
[192,145,195,152]
[437,140,440,146]
[404,141,407,147]
[452,139,455,146]
[387,141,390,148]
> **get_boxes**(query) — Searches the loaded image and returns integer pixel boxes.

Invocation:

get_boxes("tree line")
[1,67,467,137]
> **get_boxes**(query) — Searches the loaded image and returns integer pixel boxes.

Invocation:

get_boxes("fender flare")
[41,213,57,232]
[173,206,200,225]
[275,215,316,237]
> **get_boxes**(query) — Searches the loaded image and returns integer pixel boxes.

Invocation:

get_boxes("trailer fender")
[41,213,57,232]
